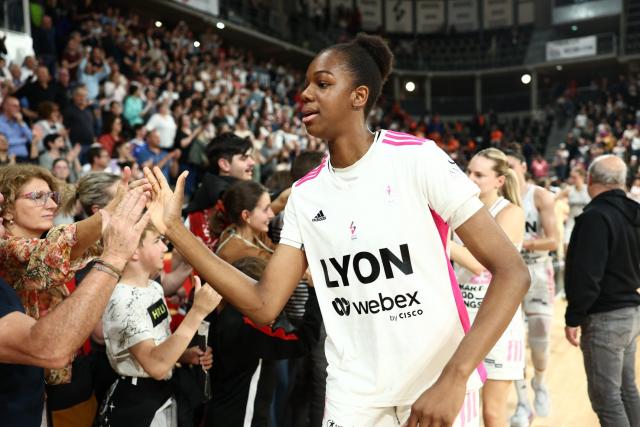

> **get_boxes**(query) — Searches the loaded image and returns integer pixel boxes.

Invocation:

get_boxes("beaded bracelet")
[93,258,124,280]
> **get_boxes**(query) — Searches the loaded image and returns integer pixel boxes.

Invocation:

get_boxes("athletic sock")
[533,370,545,387]
[515,379,530,407]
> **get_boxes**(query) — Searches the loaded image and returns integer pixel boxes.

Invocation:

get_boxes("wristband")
[94,258,124,279]
[92,263,120,280]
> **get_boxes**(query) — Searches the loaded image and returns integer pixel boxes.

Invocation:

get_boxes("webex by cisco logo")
[331,291,423,321]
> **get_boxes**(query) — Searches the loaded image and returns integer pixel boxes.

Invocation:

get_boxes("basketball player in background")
[505,150,559,426]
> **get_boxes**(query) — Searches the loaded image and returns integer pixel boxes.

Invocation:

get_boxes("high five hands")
[143,166,188,234]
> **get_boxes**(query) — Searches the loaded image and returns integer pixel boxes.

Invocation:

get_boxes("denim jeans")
[581,305,640,427]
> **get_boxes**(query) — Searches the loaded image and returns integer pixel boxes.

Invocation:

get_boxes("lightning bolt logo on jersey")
[279,130,486,406]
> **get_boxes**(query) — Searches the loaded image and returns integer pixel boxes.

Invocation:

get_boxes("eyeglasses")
[18,191,60,206]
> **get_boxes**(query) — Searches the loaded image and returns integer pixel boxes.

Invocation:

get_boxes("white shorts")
[460,281,525,381]
[323,389,480,427]
[483,306,525,380]
[523,258,555,317]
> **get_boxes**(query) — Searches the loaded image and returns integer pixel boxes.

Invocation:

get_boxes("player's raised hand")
[143,166,188,234]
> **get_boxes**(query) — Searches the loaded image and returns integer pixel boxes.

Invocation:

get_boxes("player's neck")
[518,177,528,197]
[327,126,375,169]
[480,191,499,207]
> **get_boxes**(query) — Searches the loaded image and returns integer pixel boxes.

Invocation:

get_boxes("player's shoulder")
[378,129,434,149]
[532,185,556,204]
[496,202,524,220]
[291,153,329,192]
[378,129,442,162]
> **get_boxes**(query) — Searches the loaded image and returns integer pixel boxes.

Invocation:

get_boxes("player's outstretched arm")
[406,207,530,427]
[144,167,307,325]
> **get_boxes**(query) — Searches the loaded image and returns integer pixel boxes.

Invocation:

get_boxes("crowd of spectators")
[549,75,640,194]
[0,0,329,201]
[0,0,557,203]
[1,1,640,426]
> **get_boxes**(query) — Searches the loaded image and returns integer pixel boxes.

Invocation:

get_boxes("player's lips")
[302,107,319,124]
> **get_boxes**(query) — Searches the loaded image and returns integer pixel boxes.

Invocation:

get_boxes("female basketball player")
[450,148,525,427]
[505,150,558,425]
[144,34,530,427]
[556,167,590,253]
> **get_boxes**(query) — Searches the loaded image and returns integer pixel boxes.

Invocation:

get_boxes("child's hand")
[183,346,213,370]
[191,276,223,317]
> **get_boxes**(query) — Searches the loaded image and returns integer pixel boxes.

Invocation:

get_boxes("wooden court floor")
[503,297,640,427]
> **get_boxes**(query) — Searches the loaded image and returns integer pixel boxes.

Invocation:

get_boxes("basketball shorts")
[523,258,555,317]
[322,389,480,427]
[461,282,525,381]
[483,306,525,380]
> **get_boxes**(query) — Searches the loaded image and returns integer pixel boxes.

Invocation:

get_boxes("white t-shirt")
[146,114,177,150]
[280,129,484,406]
[103,280,172,378]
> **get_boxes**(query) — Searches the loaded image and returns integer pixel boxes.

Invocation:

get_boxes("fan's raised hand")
[104,167,151,216]
[143,166,188,234]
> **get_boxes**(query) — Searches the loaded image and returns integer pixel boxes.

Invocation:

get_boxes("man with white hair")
[565,155,640,427]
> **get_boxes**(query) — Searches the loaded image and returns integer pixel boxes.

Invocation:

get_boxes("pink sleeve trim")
[381,130,425,146]
[295,155,328,187]
[430,208,487,382]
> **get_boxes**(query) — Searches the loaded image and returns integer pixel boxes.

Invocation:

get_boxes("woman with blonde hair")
[450,147,526,427]
[0,165,125,377]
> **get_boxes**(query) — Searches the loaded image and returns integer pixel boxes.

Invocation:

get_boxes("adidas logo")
[312,210,326,222]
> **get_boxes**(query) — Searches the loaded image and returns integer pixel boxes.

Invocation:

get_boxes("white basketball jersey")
[567,185,590,220]
[455,197,516,285]
[280,130,485,406]
[522,184,548,260]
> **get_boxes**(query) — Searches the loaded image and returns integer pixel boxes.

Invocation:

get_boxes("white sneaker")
[510,403,534,427]
[532,378,551,417]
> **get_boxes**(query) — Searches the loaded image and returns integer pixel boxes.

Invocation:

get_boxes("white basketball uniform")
[521,185,555,316]
[455,197,525,380]
[280,130,483,426]
[563,185,590,244]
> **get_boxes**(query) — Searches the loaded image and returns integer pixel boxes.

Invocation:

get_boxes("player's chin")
[303,120,322,137]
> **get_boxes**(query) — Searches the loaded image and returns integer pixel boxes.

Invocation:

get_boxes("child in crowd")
[99,223,221,427]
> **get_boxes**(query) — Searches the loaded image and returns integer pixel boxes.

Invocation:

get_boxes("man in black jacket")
[565,154,640,427]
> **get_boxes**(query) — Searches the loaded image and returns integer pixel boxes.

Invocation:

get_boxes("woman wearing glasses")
[0,164,123,385]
